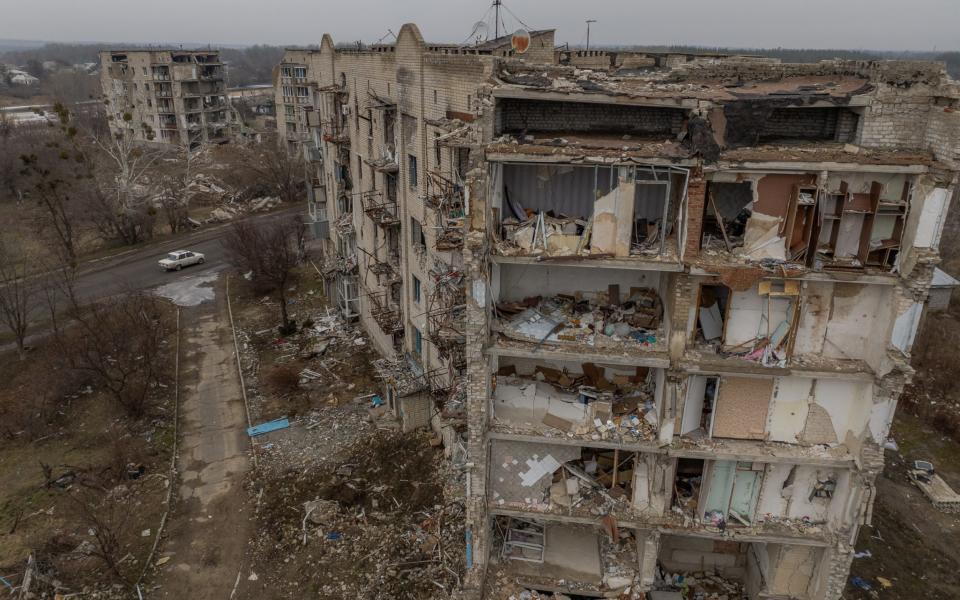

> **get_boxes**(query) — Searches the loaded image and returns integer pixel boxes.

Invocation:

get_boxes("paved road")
[70,205,303,305]
[0,205,302,352]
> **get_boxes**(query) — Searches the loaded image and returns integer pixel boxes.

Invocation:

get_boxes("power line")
[501,3,533,31]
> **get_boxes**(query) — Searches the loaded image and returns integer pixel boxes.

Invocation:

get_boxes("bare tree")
[0,239,38,359]
[223,214,306,332]
[227,134,305,204]
[39,257,79,337]
[0,113,29,204]
[60,291,170,417]
[157,132,207,234]
[16,119,86,266]
[67,491,128,583]
[87,114,162,245]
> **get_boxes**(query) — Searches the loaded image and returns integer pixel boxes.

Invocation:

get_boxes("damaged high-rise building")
[276,24,959,600]
[99,49,232,146]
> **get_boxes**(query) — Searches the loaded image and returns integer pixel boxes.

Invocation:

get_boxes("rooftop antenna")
[470,21,490,44]
[585,19,597,51]
[493,0,502,39]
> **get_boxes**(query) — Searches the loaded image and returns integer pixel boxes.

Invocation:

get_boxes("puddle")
[154,270,221,306]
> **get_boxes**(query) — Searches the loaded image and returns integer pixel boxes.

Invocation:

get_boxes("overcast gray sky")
[2,0,957,51]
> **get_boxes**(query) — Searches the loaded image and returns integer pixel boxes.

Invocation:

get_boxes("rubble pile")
[496,291,662,350]
[239,304,374,421]
[246,431,465,600]
[206,196,281,223]
[655,571,746,600]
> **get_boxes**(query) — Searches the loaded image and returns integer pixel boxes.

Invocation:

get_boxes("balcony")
[426,267,466,369]
[199,69,223,81]
[366,289,403,335]
[203,97,227,110]
[366,149,399,173]
[371,355,429,397]
[333,212,354,235]
[285,130,309,142]
[320,252,358,279]
[425,172,465,251]
[360,191,400,228]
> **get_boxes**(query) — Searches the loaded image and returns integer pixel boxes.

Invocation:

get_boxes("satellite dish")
[511,29,531,54]
[470,21,490,42]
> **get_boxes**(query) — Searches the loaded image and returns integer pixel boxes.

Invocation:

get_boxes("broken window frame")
[337,274,360,320]
[493,161,688,258]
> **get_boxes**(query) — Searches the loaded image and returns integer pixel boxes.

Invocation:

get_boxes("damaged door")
[729,462,763,524]
[701,460,763,524]
[681,375,718,436]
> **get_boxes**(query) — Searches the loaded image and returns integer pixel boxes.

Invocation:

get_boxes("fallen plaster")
[153,270,221,306]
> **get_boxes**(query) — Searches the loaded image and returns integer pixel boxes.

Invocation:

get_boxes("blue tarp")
[247,417,290,437]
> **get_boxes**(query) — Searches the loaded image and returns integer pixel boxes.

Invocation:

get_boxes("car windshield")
[167,253,179,260]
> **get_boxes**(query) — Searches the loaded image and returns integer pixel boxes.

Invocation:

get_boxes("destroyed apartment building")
[276,24,960,600]
[99,49,233,145]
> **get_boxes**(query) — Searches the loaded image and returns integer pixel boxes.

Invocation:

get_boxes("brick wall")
[858,86,934,150]
[760,107,858,143]
[924,93,960,168]
[683,175,706,259]
[670,58,948,87]
[496,97,687,136]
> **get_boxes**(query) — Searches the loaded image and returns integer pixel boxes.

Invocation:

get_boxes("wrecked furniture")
[496,290,662,351]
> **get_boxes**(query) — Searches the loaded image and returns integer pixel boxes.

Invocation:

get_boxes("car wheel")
[198,257,205,264]
[176,264,182,271]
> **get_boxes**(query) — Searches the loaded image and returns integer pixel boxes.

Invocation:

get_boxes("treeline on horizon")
[3,41,958,84]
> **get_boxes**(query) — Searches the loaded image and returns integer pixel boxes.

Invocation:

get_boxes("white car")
[159,250,205,271]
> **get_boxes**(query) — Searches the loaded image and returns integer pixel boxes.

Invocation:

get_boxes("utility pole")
[585,19,596,51]
[493,0,502,39]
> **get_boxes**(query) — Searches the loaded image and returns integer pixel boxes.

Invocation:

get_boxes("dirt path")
[154,278,254,598]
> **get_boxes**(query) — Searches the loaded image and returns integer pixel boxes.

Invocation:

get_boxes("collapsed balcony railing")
[427,305,466,369]
[360,190,400,228]
[426,266,466,368]
[358,246,401,287]
[364,288,403,334]
[365,146,399,173]
[333,212,354,235]
[372,353,429,397]
[319,251,358,279]
[321,122,350,144]
[426,172,466,251]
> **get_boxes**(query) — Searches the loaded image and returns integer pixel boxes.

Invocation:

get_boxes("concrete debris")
[655,570,744,600]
